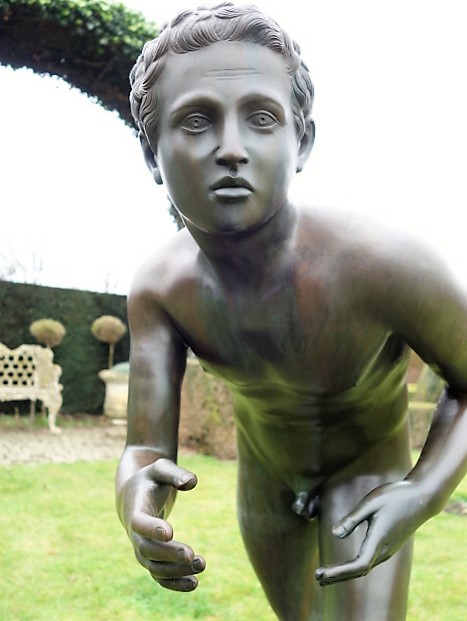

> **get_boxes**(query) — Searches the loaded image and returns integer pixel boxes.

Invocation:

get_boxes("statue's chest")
[172,278,388,393]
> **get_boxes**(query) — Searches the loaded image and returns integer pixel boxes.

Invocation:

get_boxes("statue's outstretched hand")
[120,458,206,592]
[315,480,426,586]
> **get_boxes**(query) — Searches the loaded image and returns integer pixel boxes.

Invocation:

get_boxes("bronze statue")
[115,4,467,619]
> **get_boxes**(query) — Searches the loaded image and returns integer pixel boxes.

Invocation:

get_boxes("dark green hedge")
[0,281,129,413]
[0,0,158,126]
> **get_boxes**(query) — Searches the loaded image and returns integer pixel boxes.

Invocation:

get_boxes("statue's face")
[152,40,303,235]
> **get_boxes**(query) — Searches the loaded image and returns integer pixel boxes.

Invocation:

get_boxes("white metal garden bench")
[0,342,63,433]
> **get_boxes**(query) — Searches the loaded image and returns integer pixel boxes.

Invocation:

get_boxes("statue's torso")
[160,210,412,488]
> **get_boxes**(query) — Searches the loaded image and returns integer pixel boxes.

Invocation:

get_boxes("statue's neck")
[186,203,297,286]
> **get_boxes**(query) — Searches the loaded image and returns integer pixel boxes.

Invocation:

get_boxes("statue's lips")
[212,187,252,199]
[211,178,253,200]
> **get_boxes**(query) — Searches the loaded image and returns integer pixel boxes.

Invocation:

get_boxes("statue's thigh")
[319,475,413,621]
[236,445,322,621]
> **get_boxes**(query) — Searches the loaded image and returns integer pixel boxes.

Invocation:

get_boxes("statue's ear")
[140,132,163,185]
[297,119,315,173]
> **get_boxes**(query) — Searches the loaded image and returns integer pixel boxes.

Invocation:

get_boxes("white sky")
[1,0,466,294]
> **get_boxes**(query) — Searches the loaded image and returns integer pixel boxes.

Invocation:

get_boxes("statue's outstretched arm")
[115,284,205,592]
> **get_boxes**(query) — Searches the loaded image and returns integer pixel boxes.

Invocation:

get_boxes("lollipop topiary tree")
[30,318,66,349]
[91,314,127,368]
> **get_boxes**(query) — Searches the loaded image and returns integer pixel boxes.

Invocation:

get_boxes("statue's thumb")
[151,458,198,491]
[176,469,198,491]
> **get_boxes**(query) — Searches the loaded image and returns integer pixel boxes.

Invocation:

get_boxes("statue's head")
[130,2,314,152]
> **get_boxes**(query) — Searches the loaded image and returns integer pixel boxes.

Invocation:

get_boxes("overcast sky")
[1,0,466,294]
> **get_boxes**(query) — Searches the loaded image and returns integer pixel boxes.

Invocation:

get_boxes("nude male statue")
[115,4,467,619]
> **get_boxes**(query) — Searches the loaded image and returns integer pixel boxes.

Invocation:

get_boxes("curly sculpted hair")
[129,2,314,148]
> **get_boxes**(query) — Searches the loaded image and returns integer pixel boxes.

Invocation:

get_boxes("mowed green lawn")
[0,455,465,621]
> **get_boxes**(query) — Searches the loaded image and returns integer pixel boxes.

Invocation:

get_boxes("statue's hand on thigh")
[316,480,422,586]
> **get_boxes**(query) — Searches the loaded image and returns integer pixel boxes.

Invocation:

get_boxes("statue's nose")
[215,119,249,167]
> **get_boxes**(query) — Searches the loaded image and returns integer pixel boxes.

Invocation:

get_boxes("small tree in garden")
[91,315,127,368]
[30,318,66,349]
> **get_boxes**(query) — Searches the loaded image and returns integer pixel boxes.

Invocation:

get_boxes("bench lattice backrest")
[0,345,38,388]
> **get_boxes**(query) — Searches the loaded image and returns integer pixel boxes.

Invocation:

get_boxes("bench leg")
[30,400,36,424]
[42,393,63,434]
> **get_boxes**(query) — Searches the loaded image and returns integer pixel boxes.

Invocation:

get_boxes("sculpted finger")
[139,551,200,592]
[331,502,376,539]
[137,536,195,563]
[316,559,367,586]
[150,458,198,491]
[156,576,199,592]
[315,551,376,585]
[131,511,173,542]
[315,531,378,585]
[147,557,206,579]
[136,549,206,577]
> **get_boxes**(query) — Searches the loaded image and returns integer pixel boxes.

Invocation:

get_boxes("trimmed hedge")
[0,281,129,413]
[0,0,159,127]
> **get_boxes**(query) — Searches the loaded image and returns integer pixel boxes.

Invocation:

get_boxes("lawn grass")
[0,455,465,620]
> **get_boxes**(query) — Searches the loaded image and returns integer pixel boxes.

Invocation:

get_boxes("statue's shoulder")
[129,228,198,304]
[295,204,382,263]
[295,204,447,285]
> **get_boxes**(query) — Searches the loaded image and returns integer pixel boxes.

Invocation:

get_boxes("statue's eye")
[248,111,279,130]
[181,114,211,134]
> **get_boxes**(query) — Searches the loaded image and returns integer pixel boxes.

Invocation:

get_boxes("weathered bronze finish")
[116,5,467,619]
